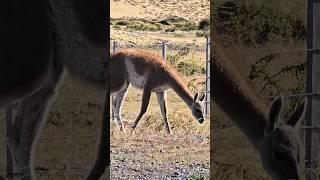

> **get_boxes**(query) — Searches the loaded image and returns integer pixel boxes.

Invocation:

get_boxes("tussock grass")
[111,17,202,32]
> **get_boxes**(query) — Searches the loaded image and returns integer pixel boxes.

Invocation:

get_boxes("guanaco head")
[191,92,206,124]
[260,96,307,180]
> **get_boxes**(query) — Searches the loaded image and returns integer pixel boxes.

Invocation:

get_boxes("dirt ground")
[111,132,209,179]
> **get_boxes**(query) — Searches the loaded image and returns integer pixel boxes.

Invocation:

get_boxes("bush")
[177,60,204,76]
[213,0,305,46]
[167,53,204,76]
[196,31,209,37]
[198,18,210,30]
[127,21,161,31]
[178,22,198,31]
[115,20,130,26]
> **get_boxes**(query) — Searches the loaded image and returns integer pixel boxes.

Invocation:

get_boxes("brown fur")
[211,32,268,145]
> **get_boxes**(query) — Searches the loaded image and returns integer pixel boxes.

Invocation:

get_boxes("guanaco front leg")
[132,87,152,131]
[156,91,172,134]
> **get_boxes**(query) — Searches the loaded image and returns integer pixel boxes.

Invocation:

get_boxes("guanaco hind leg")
[112,89,128,132]
[156,91,172,134]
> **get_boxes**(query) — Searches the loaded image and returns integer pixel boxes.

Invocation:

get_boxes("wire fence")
[1,99,107,179]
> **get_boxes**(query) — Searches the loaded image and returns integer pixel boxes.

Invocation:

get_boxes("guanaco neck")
[167,71,194,109]
[212,36,268,148]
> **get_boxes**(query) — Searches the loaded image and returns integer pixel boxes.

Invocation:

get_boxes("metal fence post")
[205,37,211,116]
[112,41,117,53]
[305,0,320,179]
[162,42,167,62]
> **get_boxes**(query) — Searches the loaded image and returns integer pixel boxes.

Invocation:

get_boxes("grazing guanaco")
[110,49,205,134]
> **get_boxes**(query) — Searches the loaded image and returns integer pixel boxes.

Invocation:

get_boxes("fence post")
[112,41,117,53]
[162,42,167,62]
[205,37,211,117]
[305,0,320,179]
[111,41,117,120]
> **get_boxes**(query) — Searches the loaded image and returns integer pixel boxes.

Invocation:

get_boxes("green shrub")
[196,31,209,37]
[189,174,206,180]
[167,53,204,76]
[167,53,181,65]
[126,21,161,31]
[198,18,210,30]
[177,22,198,31]
[115,20,130,26]
[177,60,204,76]
[111,17,200,32]
[213,0,305,46]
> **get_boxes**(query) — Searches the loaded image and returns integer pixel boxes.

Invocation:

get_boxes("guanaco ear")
[265,96,284,136]
[287,97,308,130]
[193,93,199,102]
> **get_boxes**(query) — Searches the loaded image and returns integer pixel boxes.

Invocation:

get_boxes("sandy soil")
[111,0,209,22]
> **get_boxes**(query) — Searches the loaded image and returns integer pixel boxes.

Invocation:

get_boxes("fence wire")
[1,100,104,179]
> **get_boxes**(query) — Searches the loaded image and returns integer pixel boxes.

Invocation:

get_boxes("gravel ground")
[110,134,210,179]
